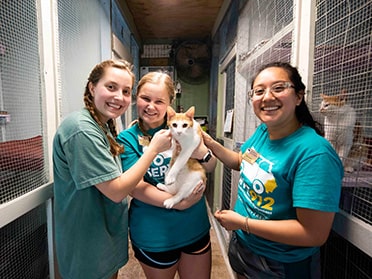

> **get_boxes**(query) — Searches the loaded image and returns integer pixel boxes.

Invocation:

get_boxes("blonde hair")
[83,59,135,156]
[136,71,175,103]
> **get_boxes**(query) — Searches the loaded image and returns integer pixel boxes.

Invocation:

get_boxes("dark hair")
[251,62,323,135]
[83,59,135,156]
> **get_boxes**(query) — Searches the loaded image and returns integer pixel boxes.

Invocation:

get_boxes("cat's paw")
[156,183,167,191]
[165,174,176,185]
[163,198,176,209]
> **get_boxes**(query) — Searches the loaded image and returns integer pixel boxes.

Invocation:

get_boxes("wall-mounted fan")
[175,40,211,84]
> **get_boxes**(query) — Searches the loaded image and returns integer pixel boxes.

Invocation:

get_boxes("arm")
[191,135,217,172]
[214,208,335,247]
[202,132,241,170]
[131,180,205,210]
[214,150,340,247]
[96,129,172,203]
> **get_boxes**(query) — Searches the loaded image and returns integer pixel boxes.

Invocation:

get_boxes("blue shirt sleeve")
[293,150,343,212]
[117,126,142,172]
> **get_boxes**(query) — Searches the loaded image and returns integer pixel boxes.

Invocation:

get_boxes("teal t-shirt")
[235,124,343,263]
[117,122,210,252]
[53,109,129,279]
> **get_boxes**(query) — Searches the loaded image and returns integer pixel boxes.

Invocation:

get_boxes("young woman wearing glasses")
[203,62,343,278]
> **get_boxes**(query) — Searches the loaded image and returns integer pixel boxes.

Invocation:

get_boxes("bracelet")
[244,217,250,234]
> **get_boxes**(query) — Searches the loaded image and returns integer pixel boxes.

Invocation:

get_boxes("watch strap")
[197,149,212,163]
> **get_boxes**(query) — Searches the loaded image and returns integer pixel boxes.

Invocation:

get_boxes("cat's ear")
[185,106,195,118]
[167,106,176,119]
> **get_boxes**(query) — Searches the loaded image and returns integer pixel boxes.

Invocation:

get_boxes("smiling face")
[136,81,171,130]
[89,67,133,123]
[251,66,303,138]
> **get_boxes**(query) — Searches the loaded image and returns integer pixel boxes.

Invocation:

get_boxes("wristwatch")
[197,149,212,163]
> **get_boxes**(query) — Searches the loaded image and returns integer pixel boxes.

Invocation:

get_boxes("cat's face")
[319,93,346,115]
[167,106,195,139]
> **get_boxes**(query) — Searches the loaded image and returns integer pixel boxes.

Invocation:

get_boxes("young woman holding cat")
[53,60,172,279]
[117,71,216,279]
[203,62,343,279]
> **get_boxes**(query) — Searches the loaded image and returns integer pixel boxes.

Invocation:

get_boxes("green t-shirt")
[235,124,343,263]
[53,109,129,279]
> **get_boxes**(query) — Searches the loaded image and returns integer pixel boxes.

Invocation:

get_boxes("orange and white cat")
[157,106,206,209]
[320,90,357,172]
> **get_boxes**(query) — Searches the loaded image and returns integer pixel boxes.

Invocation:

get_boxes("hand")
[192,180,206,194]
[174,180,205,210]
[192,132,217,172]
[201,131,214,150]
[191,138,209,159]
[150,129,172,153]
[214,209,245,231]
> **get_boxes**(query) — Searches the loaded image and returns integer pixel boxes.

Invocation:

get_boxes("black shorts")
[132,232,211,269]
[228,232,321,279]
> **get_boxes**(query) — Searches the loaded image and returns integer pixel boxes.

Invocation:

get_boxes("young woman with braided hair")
[53,59,172,279]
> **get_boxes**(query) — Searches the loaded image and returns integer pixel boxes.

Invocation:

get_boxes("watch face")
[204,150,212,162]
[198,150,212,163]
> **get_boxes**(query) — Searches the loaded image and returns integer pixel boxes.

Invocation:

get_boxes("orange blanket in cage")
[0,135,44,171]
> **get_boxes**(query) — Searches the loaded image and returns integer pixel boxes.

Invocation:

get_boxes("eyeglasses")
[249,82,294,99]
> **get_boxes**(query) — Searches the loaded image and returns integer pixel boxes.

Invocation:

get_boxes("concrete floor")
[118,210,235,279]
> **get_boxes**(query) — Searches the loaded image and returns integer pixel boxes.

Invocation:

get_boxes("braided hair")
[83,59,135,156]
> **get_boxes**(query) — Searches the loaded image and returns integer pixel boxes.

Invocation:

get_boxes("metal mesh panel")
[237,0,293,62]
[0,204,49,279]
[236,0,293,141]
[0,1,49,278]
[238,31,293,83]
[340,187,372,226]
[0,1,48,204]
[233,1,371,273]
[312,1,372,226]
[238,31,293,141]
[57,0,103,116]
[322,231,372,279]
[217,0,239,60]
